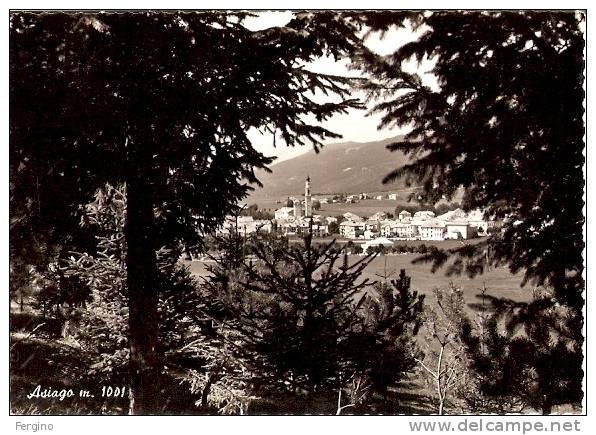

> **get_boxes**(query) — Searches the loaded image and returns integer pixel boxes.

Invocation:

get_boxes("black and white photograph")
[8,6,587,423]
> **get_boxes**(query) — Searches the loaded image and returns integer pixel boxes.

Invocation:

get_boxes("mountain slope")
[249,136,411,199]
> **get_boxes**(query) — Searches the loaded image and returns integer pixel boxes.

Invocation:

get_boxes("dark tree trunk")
[125,150,160,415]
[201,375,214,408]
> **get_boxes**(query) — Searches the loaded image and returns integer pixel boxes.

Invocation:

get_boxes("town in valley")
[214,176,495,252]
[10,10,584,418]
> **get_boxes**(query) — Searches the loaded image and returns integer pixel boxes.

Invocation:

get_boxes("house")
[369,211,388,221]
[278,216,329,238]
[364,219,382,233]
[445,222,473,240]
[311,214,325,222]
[363,229,377,240]
[217,216,272,236]
[380,221,395,238]
[375,195,384,200]
[346,195,359,203]
[293,201,303,218]
[395,223,417,239]
[419,220,446,240]
[398,210,412,221]
[436,208,467,222]
[339,221,366,239]
[279,221,297,235]
[310,224,329,238]
[359,193,370,200]
[413,210,436,220]
[466,209,491,234]
[388,193,399,200]
[436,208,491,236]
[295,219,329,237]
[325,216,338,224]
[275,207,294,220]
[342,212,363,222]
[381,221,417,239]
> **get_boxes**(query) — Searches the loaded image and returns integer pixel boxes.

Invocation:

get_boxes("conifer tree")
[360,269,425,400]
[460,288,583,414]
[206,229,377,397]
[10,11,366,413]
[350,11,585,411]
[353,11,585,306]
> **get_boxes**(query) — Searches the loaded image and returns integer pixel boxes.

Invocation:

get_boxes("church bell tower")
[304,175,312,217]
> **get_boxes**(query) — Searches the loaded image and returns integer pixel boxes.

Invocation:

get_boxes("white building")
[436,208,467,222]
[369,211,388,221]
[363,229,377,240]
[436,208,492,236]
[364,219,380,231]
[217,216,273,236]
[381,221,417,239]
[275,207,294,220]
[375,195,384,200]
[466,209,492,234]
[309,223,329,238]
[278,216,329,237]
[445,222,473,240]
[343,212,363,222]
[293,201,303,218]
[388,193,399,200]
[413,210,436,220]
[380,221,394,238]
[296,219,328,237]
[398,210,412,221]
[419,220,446,240]
[339,221,366,239]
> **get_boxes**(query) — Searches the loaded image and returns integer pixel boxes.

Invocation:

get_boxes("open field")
[184,251,530,309]
[347,255,529,305]
[183,249,536,414]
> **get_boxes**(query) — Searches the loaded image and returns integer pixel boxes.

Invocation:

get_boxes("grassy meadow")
[184,250,530,309]
[182,248,537,414]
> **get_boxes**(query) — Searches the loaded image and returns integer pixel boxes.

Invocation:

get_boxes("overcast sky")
[242,11,435,163]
